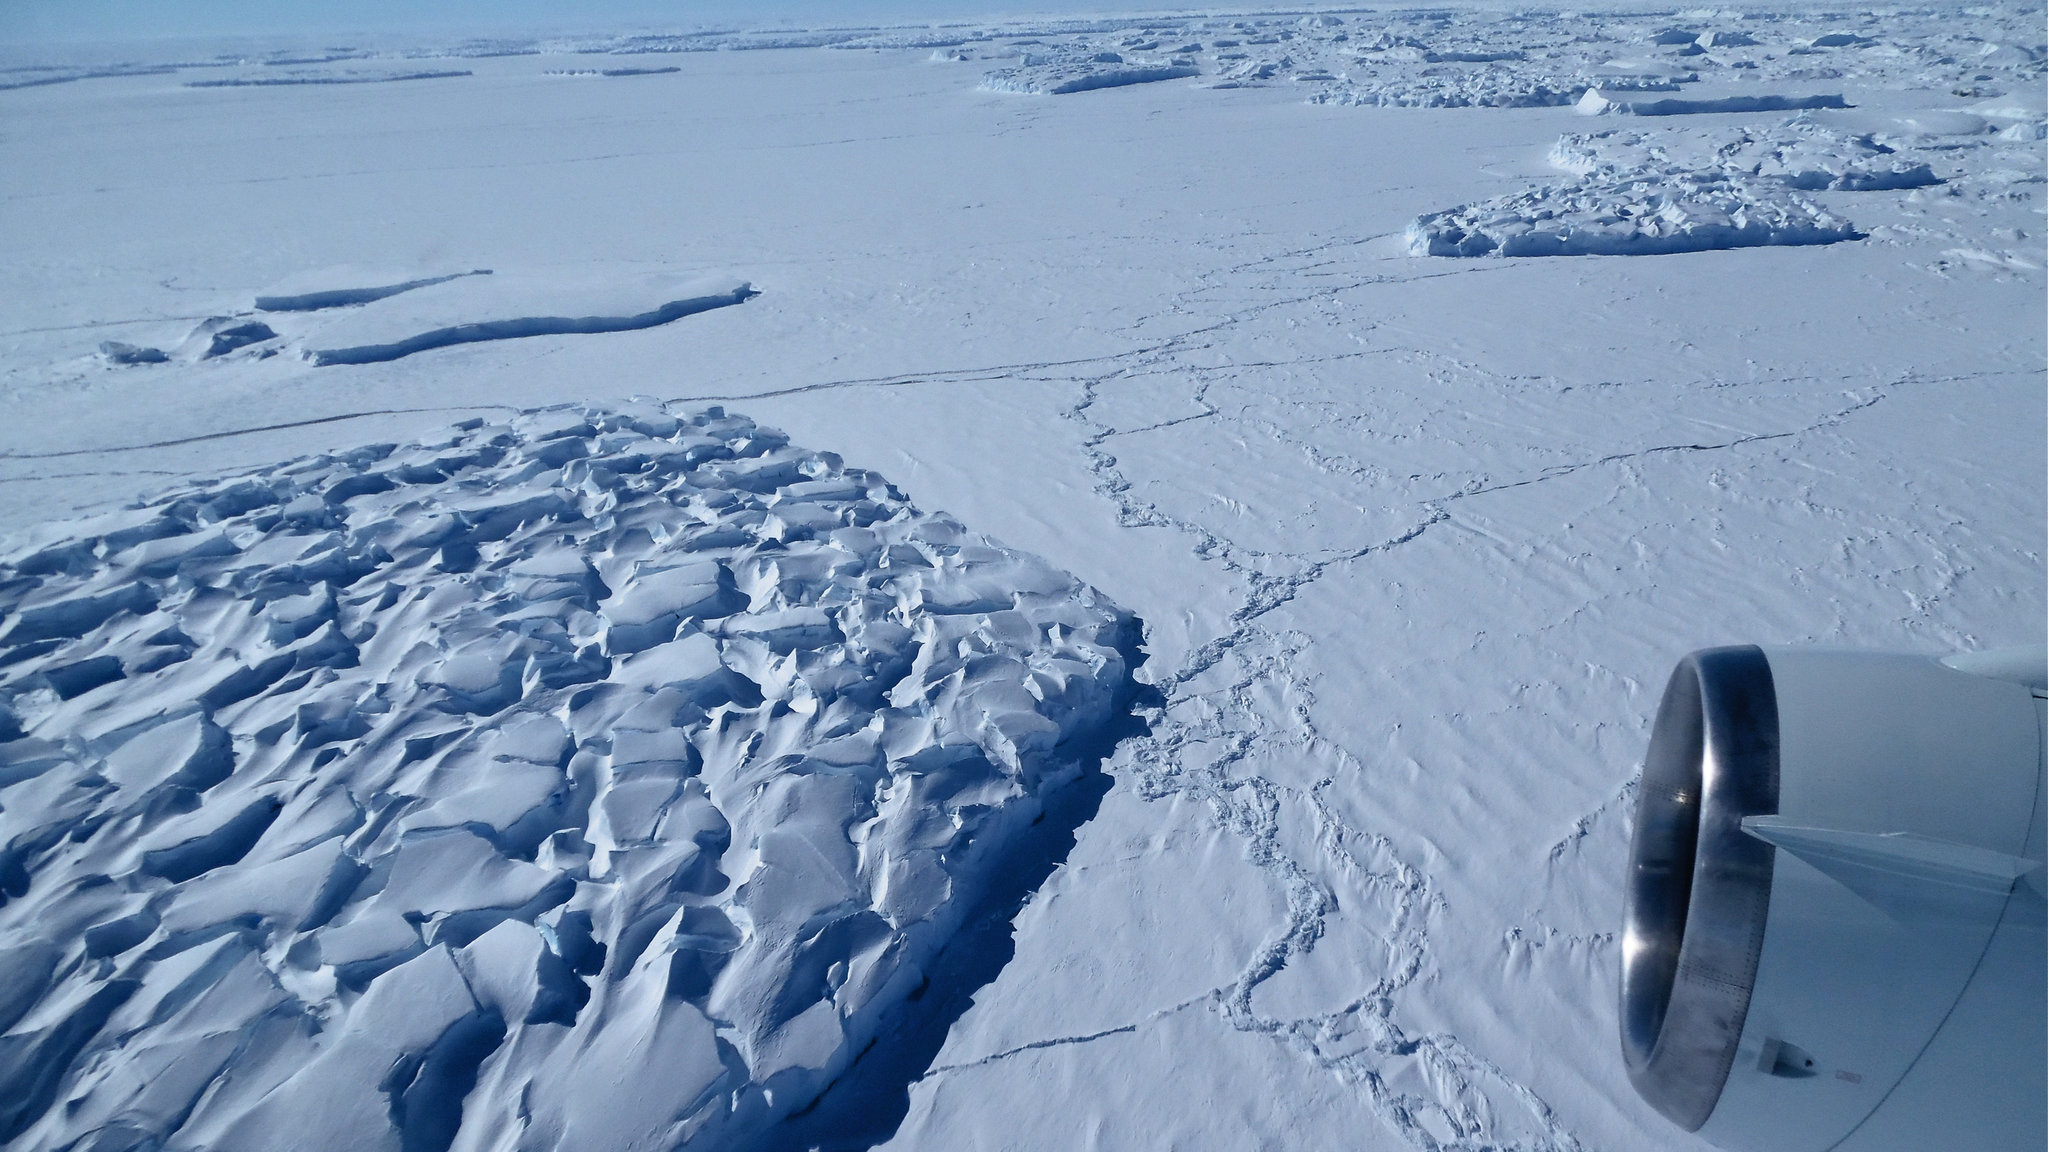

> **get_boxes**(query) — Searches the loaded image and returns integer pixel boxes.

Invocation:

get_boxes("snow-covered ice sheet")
[0,404,1135,1149]
[0,5,2042,1150]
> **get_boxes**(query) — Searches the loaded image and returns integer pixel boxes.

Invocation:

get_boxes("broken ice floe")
[542,66,683,78]
[0,403,1135,1150]
[1551,119,1941,192]
[1408,172,1858,257]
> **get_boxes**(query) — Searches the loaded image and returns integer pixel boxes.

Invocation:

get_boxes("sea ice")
[0,404,1135,1150]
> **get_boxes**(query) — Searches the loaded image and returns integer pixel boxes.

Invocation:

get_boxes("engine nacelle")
[1622,646,2046,1151]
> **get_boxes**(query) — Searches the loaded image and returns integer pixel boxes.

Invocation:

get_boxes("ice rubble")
[0,404,1135,1151]
[1309,73,1586,110]
[980,50,1199,95]
[1406,171,1859,257]
[1409,111,1973,258]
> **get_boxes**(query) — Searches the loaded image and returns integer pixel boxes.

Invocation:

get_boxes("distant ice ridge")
[1574,88,1848,116]
[0,403,1136,1151]
[1309,73,1585,109]
[981,50,1198,95]
[184,70,473,88]
[7,4,2046,111]
[0,64,179,91]
[1407,171,1858,257]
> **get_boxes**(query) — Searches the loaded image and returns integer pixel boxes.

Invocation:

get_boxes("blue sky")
[0,0,1200,43]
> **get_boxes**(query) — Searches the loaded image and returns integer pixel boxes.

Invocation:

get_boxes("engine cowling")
[1622,646,2046,1151]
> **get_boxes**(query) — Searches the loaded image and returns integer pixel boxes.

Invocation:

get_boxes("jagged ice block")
[0,402,1136,1152]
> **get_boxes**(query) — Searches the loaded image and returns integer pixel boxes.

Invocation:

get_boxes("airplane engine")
[1622,645,2046,1151]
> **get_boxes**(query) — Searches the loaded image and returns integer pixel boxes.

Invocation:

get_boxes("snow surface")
[0,4,2042,1151]
[0,403,1135,1149]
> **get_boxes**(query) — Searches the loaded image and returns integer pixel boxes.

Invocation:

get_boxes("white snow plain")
[0,4,2043,1151]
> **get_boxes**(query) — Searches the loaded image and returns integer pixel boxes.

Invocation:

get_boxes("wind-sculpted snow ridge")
[1308,61,1693,109]
[1408,171,1858,257]
[981,51,1198,96]
[0,403,1136,1152]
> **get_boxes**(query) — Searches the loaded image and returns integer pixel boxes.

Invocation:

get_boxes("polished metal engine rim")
[1621,645,1781,1131]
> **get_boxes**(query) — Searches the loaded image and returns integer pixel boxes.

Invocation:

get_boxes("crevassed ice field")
[0,6,2042,1151]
